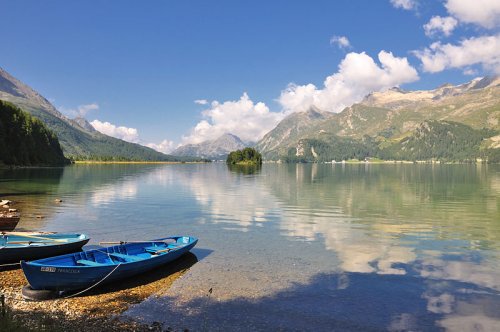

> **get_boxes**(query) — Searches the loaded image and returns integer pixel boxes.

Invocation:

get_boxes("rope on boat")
[63,263,122,299]
[0,262,20,267]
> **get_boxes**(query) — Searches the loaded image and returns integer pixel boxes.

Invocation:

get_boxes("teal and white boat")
[0,232,89,264]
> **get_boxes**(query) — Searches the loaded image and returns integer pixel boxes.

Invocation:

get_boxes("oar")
[99,240,176,245]
[99,241,150,245]
[5,232,68,243]
[150,247,176,254]
[7,241,55,245]
[1,231,56,236]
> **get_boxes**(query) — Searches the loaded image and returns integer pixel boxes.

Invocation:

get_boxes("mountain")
[0,100,69,166]
[256,77,500,162]
[284,134,377,163]
[73,117,98,133]
[0,67,180,161]
[378,120,495,162]
[172,133,247,160]
[254,107,334,160]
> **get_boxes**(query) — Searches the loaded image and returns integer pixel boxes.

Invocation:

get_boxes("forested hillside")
[287,120,499,163]
[378,120,495,162]
[0,68,182,161]
[0,100,69,166]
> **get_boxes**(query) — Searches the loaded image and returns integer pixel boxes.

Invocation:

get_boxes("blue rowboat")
[21,235,197,293]
[0,232,90,264]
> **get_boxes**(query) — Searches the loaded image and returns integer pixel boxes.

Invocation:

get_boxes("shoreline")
[73,161,206,165]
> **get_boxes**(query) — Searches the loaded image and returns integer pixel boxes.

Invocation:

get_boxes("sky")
[1,0,499,153]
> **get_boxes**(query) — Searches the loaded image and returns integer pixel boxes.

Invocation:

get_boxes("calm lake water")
[1,163,500,331]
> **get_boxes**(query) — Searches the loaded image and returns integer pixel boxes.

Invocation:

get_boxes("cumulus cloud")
[194,99,208,105]
[90,119,140,143]
[424,16,458,37]
[279,51,419,113]
[181,93,284,145]
[59,103,99,118]
[145,140,176,154]
[90,119,177,154]
[413,34,500,74]
[390,0,416,11]
[445,0,500,29]
[330,36,351,49]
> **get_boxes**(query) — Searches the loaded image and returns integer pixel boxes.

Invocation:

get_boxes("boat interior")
[28,237,189,267]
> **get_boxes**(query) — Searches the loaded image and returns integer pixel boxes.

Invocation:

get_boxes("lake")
[1,163,499,331]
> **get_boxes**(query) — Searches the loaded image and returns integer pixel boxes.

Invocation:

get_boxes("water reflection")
[2,163,500,330]
[132,163,500,330]
[170,164,280,230]
[227,163,262,175]
[90,182,138,206]
[0,164,162,230]
[266,165,500,265]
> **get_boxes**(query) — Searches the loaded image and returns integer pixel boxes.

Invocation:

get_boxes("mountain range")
[255,76,500,162]
[172,133,247,160]
[0,68,182,161]
[1,66,499,163]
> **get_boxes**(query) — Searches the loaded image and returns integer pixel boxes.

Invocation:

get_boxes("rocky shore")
[0,253,197,331]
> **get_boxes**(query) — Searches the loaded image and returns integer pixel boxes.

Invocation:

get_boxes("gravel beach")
[0,252,197,331]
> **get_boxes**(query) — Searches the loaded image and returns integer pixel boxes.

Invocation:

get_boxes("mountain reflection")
[123,163,500,330]
[178,163,500,286]
[5,163,499,329]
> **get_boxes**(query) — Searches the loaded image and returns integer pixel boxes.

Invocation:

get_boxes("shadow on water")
[191,248,213,261]
[128,267,500,332]
[227,164,262,175]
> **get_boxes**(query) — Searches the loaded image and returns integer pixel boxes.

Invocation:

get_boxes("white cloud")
[181,93,285,145]
[424,16,458,37]
[463,68,478,76]
[390,0,416,11]
[90,119,140,143]
[90,119,177,154]
[279,51,419,113]
[59,103,99,118]
[145,140,176,154]
[445,0,500,29]
[194,99,208,105]
[413,34,500,74]
[330,36,351,49]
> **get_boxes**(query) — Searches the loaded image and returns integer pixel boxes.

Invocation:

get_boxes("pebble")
[0,257,193,331]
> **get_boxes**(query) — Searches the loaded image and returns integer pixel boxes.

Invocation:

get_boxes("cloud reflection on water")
[131,163,500,330]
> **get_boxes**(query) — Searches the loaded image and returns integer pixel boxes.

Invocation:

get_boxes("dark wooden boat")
[0,232,90,264]
[21,235,197,293]
[0,212,20,231]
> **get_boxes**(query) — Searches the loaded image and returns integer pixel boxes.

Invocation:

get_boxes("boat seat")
[109,252,143,262]
[77,259,106,266]
[144,246,176,254]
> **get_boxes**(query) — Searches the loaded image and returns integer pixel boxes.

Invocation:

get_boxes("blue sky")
[1,0,499,152]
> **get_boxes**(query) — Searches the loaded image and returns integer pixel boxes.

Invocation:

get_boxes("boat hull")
[0,233,89,264]
[21,236,197,292]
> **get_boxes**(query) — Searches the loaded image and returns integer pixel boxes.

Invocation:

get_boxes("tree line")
[0,100,69,166]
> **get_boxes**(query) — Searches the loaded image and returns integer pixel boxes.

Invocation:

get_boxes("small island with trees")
[226,147,262,165]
